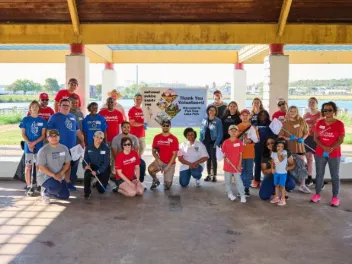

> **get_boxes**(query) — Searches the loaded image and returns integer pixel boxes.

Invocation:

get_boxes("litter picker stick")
[224,157,240,174]
[280,127,316,153]
[82,158,107,192]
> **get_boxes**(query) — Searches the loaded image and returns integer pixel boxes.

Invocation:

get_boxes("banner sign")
[141,87,208,128]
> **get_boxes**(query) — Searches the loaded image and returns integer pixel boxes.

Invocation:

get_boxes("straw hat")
[107,89,121,99]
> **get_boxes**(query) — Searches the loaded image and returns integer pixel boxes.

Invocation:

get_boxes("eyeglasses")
[61,104,70,107]
[123,143,131,146]
[323,109,333,113]
[162,125,170,128]
[266,142,274,146]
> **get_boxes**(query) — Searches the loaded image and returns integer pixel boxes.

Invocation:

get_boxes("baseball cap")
[39,93,49,100]
[228,125,238,131]
[213,90,222,95]
[47,129,60,137]
[240,109,250,115]
[94,131,105,139]
[161,119,171,126]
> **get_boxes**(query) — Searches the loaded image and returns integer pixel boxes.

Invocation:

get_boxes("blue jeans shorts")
[274,173,287,187]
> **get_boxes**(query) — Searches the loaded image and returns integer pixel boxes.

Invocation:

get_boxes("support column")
[263,44,289,116]
[65,44,89,112]
[102,63,117,104]
[231,63,247,110]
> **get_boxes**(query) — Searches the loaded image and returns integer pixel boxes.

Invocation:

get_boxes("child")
[270,139,288,206]
[221,125,246,203]
[19,100,47,195]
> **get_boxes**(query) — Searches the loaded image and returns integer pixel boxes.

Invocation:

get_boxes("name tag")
[234,143,240,147]
[79,117,83,120]
[70,118,75,121]
[96,121,101,125]
[305,118,310,121]
[59,152,65,156]
[37,123,43,126]
[100,151,106,154]
[293,124,300,128]
[319,125,325,129]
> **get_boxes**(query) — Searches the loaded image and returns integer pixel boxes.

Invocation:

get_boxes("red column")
[269,44,284,55]
[105,62,114,69]
[234,63,244,70]
[70,43,85,55]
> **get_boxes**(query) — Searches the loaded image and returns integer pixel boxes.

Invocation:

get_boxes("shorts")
[274,173,287,187]
[114,177,136,186]
[25,153,37,166]
[150,161,176,182]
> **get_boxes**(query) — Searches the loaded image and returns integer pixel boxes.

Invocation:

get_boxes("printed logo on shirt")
[194,147,199,152]
[31,122,39,136]
[104,116,120,121]
[65,118,74,131]
[123,156,137,165]
[52,152,61,159]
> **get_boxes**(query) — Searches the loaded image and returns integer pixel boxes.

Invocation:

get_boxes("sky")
[0,63,351,87]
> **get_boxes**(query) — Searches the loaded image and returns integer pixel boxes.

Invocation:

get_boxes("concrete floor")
[0,179,352,264]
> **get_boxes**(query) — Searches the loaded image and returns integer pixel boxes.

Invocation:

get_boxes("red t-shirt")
[27,107,54,121]
[221,138,244,173]
[99,109,124,142]
[152,133,179,164]
[314,119,345,158]
[303,112,321,136]
[54,90,81,107]
[115,150,140,180]
[128,106,145,138]
[272,111,286,122]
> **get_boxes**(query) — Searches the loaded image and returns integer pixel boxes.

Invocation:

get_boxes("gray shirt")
[111,133,139,153]
[36,143,72,185]
[70,109,84,145]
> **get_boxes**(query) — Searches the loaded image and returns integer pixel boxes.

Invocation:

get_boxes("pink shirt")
[303,111,321,136]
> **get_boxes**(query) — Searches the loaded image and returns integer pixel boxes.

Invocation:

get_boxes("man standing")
[47,98,85,191]
[148,120,179,190]
[54,78,81,112]
[272,98,288,123]
[111,121,146,182]
[211,90,227,118]
[128,93,146,156]
[99,97,124,145]
[36,129,71,204]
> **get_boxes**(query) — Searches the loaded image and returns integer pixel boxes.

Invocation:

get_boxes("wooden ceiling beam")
[277,0,293,36]
[67,0,80,36]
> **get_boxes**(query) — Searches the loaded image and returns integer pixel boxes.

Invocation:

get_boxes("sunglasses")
[323,109,333,113]
[162,125,170,128]
[41,99,49,102]
[48,134,58,138]
[278,103,285,106]
[123,143,132,146]
[266,142,275,146]
[95,137,104,140]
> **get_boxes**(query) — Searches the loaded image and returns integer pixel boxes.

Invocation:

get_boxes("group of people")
[20,82,345,207]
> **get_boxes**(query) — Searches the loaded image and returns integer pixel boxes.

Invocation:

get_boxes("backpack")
[290,154,308,183]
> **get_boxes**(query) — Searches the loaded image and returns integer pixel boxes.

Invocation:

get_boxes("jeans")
[70,158,80,185]
[240,158,254,189]
[259,173,296,200]
[179,165,203,187]
[254,143,263,182]
[315,155,340,197]
[224,172,245,196]
[204,141,217,176]
[140,159,146,183]
[42,178,70,200]
[84,165,110,195]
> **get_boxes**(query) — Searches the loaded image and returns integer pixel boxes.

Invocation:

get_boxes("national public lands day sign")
[141,87,208,128]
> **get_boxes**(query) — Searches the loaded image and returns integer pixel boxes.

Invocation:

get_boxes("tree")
[43,78,60,93]
[95,84,102,98]
[5,79,42,95]
[121,83,148,98]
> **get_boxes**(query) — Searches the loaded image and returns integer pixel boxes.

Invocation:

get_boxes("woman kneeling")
[115,137,144,197]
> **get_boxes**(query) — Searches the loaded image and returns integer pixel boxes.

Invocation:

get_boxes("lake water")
[1,99,351,112]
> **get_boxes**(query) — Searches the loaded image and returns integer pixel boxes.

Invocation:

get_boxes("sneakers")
[299,185,311,194]
[150,179,160,190]
[310,194,321,203]
[84,193,91,200]
[25,186,35,196]
[250,180,260,188]
[67,182,77,191]
[195,179,201,187]
[204,176,211,182]
[270,196,280,204]
[331,197,340,207]
[278,199,286,206]
[244,188,250,197]
[227,193,236,201]
[305,177,313,187]
[112,186,119,193]
[212,176,217,182]
[41,188,50,204]
[164,185,170,191]
[240,196,247,203]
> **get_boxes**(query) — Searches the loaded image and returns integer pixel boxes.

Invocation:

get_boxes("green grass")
[0,94,40,103]
[0,113,23,125]
[344,133,352,144]
[0,129,22,145]
[145,127,200,145]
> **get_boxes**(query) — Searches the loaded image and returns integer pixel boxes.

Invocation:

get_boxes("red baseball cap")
[240,109,250,115]
[39,93,49,100]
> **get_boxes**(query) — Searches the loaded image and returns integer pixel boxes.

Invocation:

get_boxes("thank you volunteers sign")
[141,87,208,128]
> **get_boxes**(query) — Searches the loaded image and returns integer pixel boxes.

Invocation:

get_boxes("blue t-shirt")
[19,116,47,154]
[47,113,78,149]
[82,114,107,145]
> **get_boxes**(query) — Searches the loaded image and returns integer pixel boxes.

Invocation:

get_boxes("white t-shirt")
[178,140,209,171]
[271,150,288,174]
